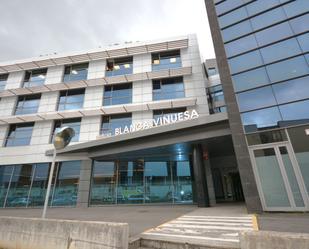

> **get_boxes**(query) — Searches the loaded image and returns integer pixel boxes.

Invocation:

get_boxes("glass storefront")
[0,161,81,208]
[90,159,193,205]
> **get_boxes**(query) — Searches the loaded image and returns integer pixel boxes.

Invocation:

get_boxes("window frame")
[57,88,85,111]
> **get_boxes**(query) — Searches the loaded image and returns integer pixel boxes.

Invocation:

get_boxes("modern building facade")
[0,35,244,210]
[205,0,309,211]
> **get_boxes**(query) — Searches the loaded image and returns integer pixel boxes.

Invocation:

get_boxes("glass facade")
[106,57,133,77]
[23,69,47,88]
[153,77,185,101]
[152,50,182,71]
[0,74,8,91]
[63,63,88,82]
[214,0,309,132]
[15,94,41,115]
[58,89,85,111]
[103,83,132,106]
[5,123,34,147]
[0,161,80,208]
[90,159,193,205]
[52,118,81,143]
[101,114,132,136]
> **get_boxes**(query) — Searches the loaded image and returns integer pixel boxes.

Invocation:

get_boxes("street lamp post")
[42,127,75,219]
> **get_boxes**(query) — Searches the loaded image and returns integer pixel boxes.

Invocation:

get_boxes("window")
[52,118,81,143]
[246,0,281,16]
[15,94,41,115]
[106,57,133,77]
[5,123,34,147]
[279,100,309,123]
[228,50,263,74]
[208,84,224,102]
[152,50,181,71]
[289,13,309,34]
[58,89,84,111]
[63,63,88,82]
[215,0,244,16]
[218,6,248,29]
[222,20,253,42]
[283,0,309,18]
[0,74,8,91]
[232,67,270,92]
[153,108,186,121]
[266,55,309,83]
[101,113,132,136]
[153,77,185,101]
[225,34,258,58]
[236,86,277,112]
[207,67,218,76]
[260,38,302,64]
[23,69,47,88]
[297,32,309,53]
[213,106,227,113]
[103,83,132,106]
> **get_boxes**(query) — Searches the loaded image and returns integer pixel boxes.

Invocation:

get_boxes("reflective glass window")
[152,50,181,71]
[297,33,309,53]
[5,164,33,207]
[289,14,309,34]
[237,86,277,112]
[103,83,132,106]
[0,74,8,91]
[232,67,270,92]
[5,123,34,147]
[255,22,294,47]
[0,166,14,207]
[246,0,280,16]
[23,69,47,88]
[241,107,282,131]
[250,7,287,31]
[90,161,116,205]
[51,161,81,207]
[218,7,248,28]
[28,164,49,207]
[15,94,41,115]
[279,100,309,122]
[266,56,309,83]
[101,113,132,136]
[106,57,133,77]
[58,89,84,111]
[215,0,243,16]
[222,20,253,42]
[283,0,309,18]
[273,76,309,104]
[153,77,185,101]
[228,50,263,74]
[260,38,302,64]
[225,34,258,58]
[52,118,81,143]
[63,63,88,82]
[207,67,218,76]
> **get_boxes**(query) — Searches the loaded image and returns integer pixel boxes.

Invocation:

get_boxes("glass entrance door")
[249,143,309,211]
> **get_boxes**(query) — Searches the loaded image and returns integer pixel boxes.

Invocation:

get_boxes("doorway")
[249,142,309,211]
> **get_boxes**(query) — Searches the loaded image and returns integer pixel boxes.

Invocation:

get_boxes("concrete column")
[204,159,216,206]
[77,159,92,208]
[192,144,209,207]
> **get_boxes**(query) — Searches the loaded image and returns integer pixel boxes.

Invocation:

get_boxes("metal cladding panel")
[65,80,87,89]
[45,83,68,91]
[167,39,189,49]
[2,116,24,124]
[69,54,90,63]
[147,42,168,52]
[2,64,22,72]
[81,108,104,116]
[170,66,192,77]
[86,78,106,86]
[102,106,126,114]
[107,48,128,58]
[40,112,64,120]
[0,90,15,97]
[28,85,50,93]
[52,57,73,65]
[60,110,83,118]
[124,103,148,112]
[0,67,8,73]
[10,88,32,95]
[35,59,56,68]
[105,75,127,84]
[147,100,172,110]
[172,98,197,108]
[19,114,44,122]
[17,62,39,70]
[147,69,169,79]
[127,45,148,55]
[88,51,108,60]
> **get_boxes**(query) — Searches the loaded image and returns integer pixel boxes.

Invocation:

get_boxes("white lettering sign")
[115,109,199,136]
